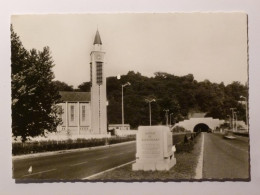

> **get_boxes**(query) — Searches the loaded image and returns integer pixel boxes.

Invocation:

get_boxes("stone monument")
[132,126,176,171]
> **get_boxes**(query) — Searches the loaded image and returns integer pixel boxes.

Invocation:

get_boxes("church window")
[82,105,86,121]
[70,105,74,121]
[96,62,103,84]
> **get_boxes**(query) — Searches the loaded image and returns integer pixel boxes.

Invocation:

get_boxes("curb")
[12,140,136,160]
[195,133,204,179]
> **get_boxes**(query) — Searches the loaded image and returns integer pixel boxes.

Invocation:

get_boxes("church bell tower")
[90,30,107,134]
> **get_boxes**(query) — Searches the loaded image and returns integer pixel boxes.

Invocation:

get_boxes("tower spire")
[94,30,102,45]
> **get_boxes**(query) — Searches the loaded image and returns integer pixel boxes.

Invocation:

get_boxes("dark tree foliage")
[53,80,74,91]
[11,26,62,142]
[77,70,247,129]
[105,71,247,129]
[77,82,91,92]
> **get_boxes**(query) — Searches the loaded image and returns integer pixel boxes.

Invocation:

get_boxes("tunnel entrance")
[193,123,210,132]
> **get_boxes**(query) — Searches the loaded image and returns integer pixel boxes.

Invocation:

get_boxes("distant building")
[57,30,108,136]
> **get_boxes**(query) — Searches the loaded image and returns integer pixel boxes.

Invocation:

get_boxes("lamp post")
[163,109,169,126]
[230,108,236,132]
[234,111,237,132]
[170,113,173,127]
[240,95,248,132]
[227,115,231,129]
[122,82,131,130]
[145,98,156,126]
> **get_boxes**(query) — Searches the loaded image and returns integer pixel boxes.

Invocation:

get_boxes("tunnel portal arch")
[173,117,225,132]
[193,123,210,132]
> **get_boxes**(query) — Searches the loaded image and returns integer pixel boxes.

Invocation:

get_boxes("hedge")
[12,135,136,156]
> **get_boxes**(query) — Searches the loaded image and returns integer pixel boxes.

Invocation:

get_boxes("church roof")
[93,30,102,45]
[59,91,90,102]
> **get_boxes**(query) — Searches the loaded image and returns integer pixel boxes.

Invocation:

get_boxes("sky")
[11,13,248,88]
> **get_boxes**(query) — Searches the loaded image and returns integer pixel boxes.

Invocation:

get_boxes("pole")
[164,109,169,126]
[245,97,248,132]
[122,85,124,130]
[240,96,249,132]
[169,113,173,127]
[230,108,235,132]
[234,112,237,132]
[149,101,152,126]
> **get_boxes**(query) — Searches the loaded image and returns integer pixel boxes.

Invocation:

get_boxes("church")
[56,30,108,136]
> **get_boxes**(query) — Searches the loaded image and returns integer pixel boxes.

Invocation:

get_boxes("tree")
[11,26,62,142]
[104,71,248,128]
[77,82,91,92]
[53,80,74,91]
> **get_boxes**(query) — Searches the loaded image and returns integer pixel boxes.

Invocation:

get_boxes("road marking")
[82,160,136,180]
[113,152,126,156]
[96,156,109,160]
[195,133,204,179]
[70,161,88,166]
[22,168,56,177]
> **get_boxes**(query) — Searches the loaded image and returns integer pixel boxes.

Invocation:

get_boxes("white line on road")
[113,152,126,156]
[70,161,88,166]
[195,133,204,179]
[96,156,109,160]
[22,169,56,177]
[82,160,136,180]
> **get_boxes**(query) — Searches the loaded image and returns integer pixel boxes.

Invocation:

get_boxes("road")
[202,133,250,179]
[13,142,136,180]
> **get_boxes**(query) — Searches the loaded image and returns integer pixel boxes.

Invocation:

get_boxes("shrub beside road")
[12,135,136,155]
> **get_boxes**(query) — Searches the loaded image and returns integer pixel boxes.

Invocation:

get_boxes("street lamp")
[163,109,169,126]
[122,82,131,130]
[234,111,238,132]
[230,108,236,132]
[227,115,231,129]
[145,98,156,126]
[240,95,248,132]
[170,113,173,127]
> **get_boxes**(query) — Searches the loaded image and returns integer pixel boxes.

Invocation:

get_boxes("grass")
[90,133,203,181]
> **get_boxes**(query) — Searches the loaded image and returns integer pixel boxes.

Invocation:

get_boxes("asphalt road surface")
[13,142,136,180]
[203,133,250,179]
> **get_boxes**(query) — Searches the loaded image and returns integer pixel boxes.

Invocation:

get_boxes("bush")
[172,132,197,153]
[12,135,136,155]
[175,141,194,153]
[172,126,186,133]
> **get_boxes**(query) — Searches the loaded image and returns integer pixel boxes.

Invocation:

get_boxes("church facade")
[57,30,108,136]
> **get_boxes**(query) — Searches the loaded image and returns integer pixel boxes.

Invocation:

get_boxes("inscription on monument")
[141,130,161,158]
